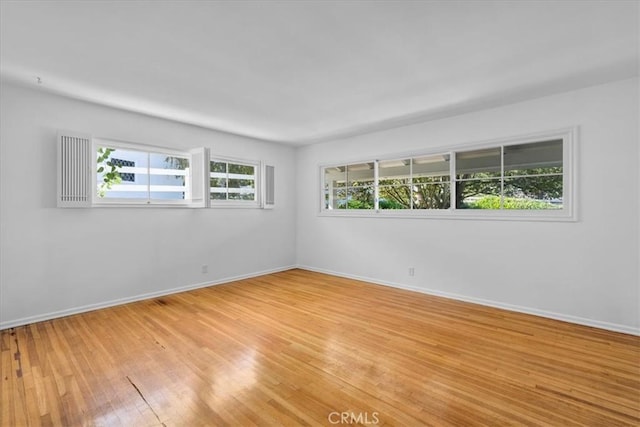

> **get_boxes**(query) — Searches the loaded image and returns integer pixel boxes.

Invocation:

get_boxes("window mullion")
[500,145,504,210]
[374,160,379,211]
[409,158,414,210]
[450,151,456,210]
[225,162,229,201]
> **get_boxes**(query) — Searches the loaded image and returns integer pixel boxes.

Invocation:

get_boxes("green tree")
[339,181,374,209]
[456,168,562,209]
[378,176,450,209]
[96,147,122,198]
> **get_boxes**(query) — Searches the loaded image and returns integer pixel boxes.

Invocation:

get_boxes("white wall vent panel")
[57,132,92,208]
[263,164,275,209]
[189,147,210,208]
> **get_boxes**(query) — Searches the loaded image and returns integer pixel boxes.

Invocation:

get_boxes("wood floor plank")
[1,269,639,426]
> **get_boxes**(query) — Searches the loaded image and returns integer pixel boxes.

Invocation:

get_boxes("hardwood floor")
[1,269,639,426]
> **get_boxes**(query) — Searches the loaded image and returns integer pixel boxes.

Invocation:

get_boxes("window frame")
[91,138,203,207]
[209,156,262,209]
[319,127,577,221]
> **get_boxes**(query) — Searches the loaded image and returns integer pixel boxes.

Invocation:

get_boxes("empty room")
[1,0,639,426]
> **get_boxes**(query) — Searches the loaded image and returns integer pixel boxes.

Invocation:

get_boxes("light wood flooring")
[1,269,639,426]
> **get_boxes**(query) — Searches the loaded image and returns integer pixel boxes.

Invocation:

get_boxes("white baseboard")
[0,265,297,330]
[5,265,637,336]
[296,265,640,336]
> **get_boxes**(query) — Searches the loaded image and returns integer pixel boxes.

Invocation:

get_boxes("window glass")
[502,139,563,209]
[229,163,256,201]
[503,176,563,209]
[412,154,450,209]
[504,140,562,176]
[210,160,257,202]
[324,166,346,209]
[97,147,149,199]
[379,159,411,209]
[150,153,189,200]
[346,163,374,209]
[210,161,227,200]
[456,147,501,209]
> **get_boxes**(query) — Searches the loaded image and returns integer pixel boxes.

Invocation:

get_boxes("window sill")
[210,202,262,209]
[92,203,202,208]
[318,209,577,222]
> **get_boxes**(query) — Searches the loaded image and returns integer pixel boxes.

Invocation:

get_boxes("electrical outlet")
[201,265,208,274]
[408,267,415,276]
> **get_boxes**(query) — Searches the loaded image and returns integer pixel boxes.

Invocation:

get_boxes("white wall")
[296,78,640,334]
[0,82,297,328]
[2,78,638,334]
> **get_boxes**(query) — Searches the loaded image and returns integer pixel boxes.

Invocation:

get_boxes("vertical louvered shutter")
[263,164,275,208]
[57,132,92,208]
[189,147,209,208]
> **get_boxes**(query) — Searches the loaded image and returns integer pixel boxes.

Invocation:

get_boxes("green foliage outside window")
[457,168,562,209]
[96,147,122,198]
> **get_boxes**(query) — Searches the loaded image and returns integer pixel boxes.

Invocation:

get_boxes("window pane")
[378,159,411,209]
[379,185,411,209]
[157,154,189,171]
[412,154,450,210]
[334,188,348,209]
[228,178,256,200]
[347,163,374,187]
[413,183,451,209]
[210,161,228,200]
[325,166,346,190]
[228,178,254,188]
[412,154,450,180]
[210,177,227,188]
[228,163,255,175]
[97,147,148,199]
[379,159,410,185]
[456,148,501,209]
[340,163,374,209]
[504,140,563,177]
[227,162,256,201]
[456,148,501,179]
[210,192,227,200]
[504,176,563,209]
[456,178,501,209]
[150,153,188,200]
[323,166,349,210]
[346,186,374,209]
[210,161,227,173]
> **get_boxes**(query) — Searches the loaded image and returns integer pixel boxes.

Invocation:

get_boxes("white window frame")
[319,127,577,222]
[92,138,206,207]
[209,156,262,209]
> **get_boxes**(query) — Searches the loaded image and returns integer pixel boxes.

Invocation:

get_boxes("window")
[324,163,375,209]
[379,154,451,210]
[93,139,207,206]
[320,128,575,221]
[456,140,563,210]
[210,159,260,207]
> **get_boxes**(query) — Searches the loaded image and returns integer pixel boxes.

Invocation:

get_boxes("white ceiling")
[1,1,638,145]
